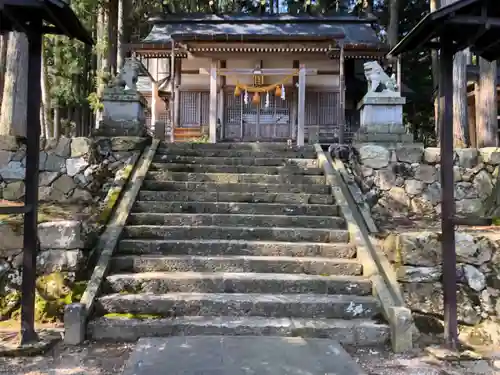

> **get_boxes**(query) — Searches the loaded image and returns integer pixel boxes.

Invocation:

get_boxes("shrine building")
[129,13,387,144]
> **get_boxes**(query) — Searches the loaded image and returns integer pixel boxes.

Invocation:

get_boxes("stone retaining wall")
[0,136,147,202]
[348,144,500,220]
[381,230,500,344]
[0,135,148,322]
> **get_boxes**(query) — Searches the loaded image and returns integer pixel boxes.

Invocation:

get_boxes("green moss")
[4,273,88,323]
[0,291,21,319]
[98,159,134,224]
[104,312,163,320]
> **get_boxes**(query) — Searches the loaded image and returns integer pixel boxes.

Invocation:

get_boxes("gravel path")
[0,342,133,375]
[0,341,498,375]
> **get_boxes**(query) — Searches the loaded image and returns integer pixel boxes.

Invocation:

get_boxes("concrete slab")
[122,336,367,375]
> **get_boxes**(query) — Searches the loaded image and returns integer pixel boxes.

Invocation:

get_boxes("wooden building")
[129,14,387,143]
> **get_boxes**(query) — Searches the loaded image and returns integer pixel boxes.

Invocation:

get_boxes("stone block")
[0,136,19,151]
[64,303,87,345]
[38,221,83,250]
[358,95,406,127]
[388,306,413,353]
[357,144,391,169]
[395,144,424,163]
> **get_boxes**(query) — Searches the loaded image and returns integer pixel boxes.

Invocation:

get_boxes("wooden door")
[259,92,291,140]
[223,89,291,141]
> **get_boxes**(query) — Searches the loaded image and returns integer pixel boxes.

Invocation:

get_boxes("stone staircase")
[88,142,390,345]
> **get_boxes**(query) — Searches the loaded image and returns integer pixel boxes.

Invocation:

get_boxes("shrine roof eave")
[135,19,383,50]
[147,13,379,24]
[0,0,93,44]
[388,0,500,62]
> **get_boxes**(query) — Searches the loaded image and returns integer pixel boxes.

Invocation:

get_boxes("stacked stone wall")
[0,135,147,322]
[349,144,500,220]
[344,143,500,344]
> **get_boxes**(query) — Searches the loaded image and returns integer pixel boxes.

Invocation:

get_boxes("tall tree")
[387,0,399,49]
[440,0,468,147]
[430,0,440,140]
[0,33,9,113]
[477,58,498,147]
[0,32,29,136]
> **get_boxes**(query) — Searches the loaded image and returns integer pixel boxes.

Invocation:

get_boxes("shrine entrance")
[224,90,292,141]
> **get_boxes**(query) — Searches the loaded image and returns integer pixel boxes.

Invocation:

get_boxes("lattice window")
[179,91,209,128]
[318,92,339,125]
[305,91,319,125]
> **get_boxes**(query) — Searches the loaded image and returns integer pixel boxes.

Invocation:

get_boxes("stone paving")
[122,336,367,375]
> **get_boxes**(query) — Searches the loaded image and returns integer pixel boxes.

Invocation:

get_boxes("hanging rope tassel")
[244,90,249,105]
[275,85,281,97]
[252,92,260,105]
[281,84,286,100]
[265,92,270,108]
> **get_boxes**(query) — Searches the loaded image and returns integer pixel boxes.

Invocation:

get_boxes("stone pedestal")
[355,94,412,143]
[96,89,148,136]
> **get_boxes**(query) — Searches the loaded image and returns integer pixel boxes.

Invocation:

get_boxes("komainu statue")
[110,58,141,91]
[363,61,398,94]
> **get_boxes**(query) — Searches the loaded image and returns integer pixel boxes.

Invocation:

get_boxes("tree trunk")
[452,50,468,147]
[97,6,110,97]
[363,0,373,14]
[387,0,399,49]
[0,32,28,137]
[477,58,498,147]
[430,0,440,142]
[117,0,126,70]
[108,0,118,75]
[0,33,9,113]
[41,40,51,138]
[440,0,468,147]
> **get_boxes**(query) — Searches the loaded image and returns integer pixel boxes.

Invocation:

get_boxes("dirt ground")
[0,339,498,375]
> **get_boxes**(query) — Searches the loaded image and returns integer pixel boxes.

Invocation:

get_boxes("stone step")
[137,191,334,205]
[152,155,318,168]
[127,213,344,229]
[88,316,390,345]
[145,172,325,185]
[110,255,362,276]
[122,225,349,243]
[104,272,370,295]
[96,292,380,319]
[149,163,324,175]
[132,201,340,216]
[141,181,331,195]
[158,142,316,152]
[156,148,317,158]
[117,239,357,259]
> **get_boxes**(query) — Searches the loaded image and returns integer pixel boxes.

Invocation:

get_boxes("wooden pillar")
[292,60,299,141]
[169,41,175,142]
[397,56,402,93]
[151,81,157,134]
[174,57,182,129]
[469,85,478,148]
[338,45,346,144]
[297,64,306,147]
[439,34,458,349]
[218,60,226,140]
[209,59,218,143]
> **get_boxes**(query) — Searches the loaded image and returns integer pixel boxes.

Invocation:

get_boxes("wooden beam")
[445,16,500,27]
[199,68,317,76]
[209,59,218,143]
[297,64,306,147]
